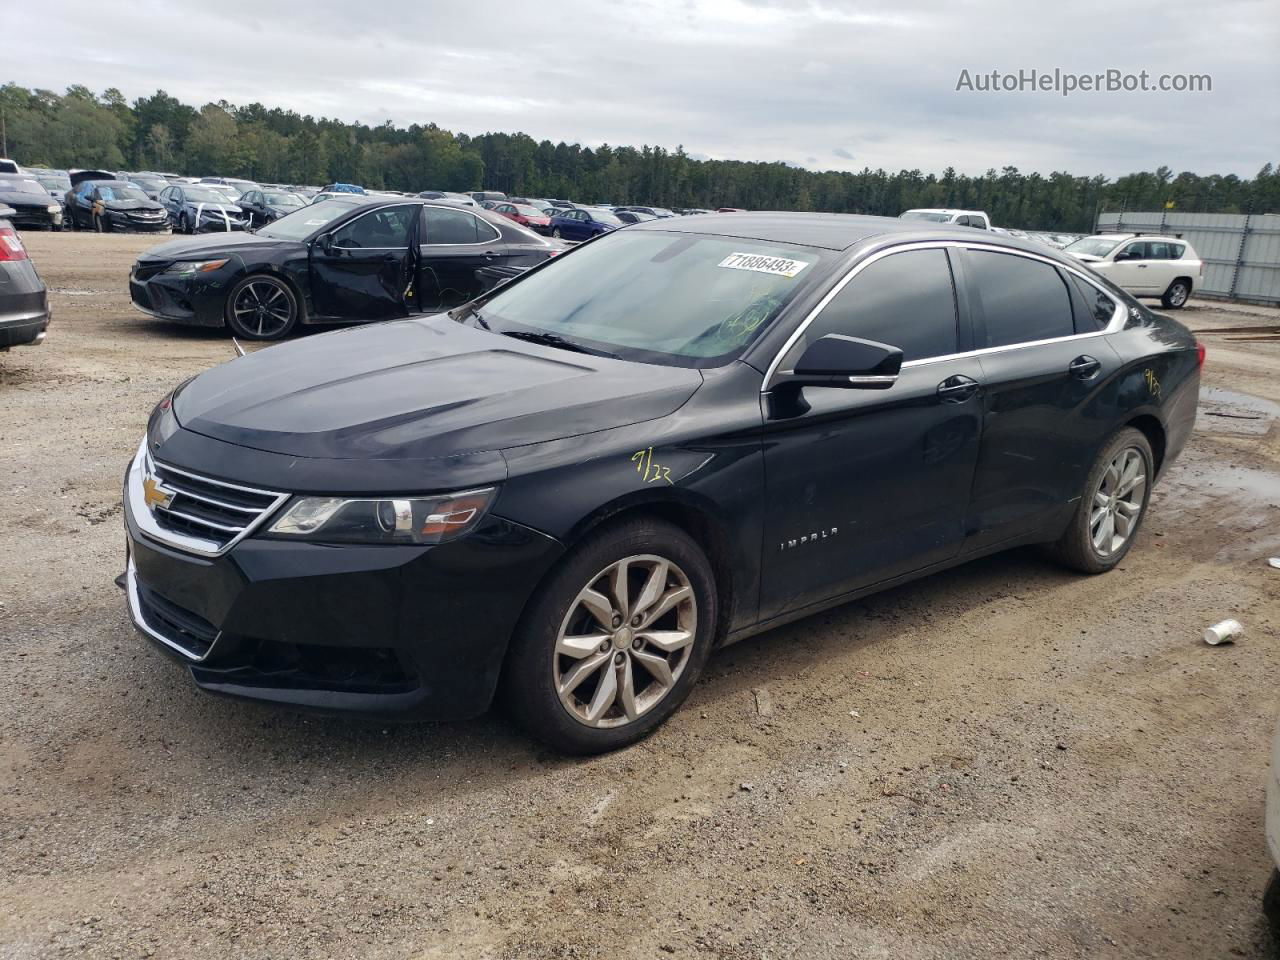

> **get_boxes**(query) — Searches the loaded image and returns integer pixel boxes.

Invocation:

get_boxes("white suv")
[899,208,991,230]
[1064,233,1203,310]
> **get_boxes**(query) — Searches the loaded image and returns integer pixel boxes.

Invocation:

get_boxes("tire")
[1161,279,1191,309]
[225,274,301,341]
[1047,426,1154,574]
[66,209,77,231]
[501,517,718,754]
[1264,869,1280,937]
[552,228,562,239]
[178,213,191,235]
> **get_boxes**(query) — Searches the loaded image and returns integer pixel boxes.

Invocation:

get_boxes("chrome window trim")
[126,439,290,558]
[761,240,1127,389]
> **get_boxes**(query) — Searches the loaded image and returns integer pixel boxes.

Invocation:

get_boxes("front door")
[309,204,417,321]
[759,247,984,621]
[1107,240,1158,295]
[958,247,1124,551]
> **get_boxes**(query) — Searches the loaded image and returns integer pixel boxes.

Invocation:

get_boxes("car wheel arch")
[1124,413,1166,476]
[557,494,737,646]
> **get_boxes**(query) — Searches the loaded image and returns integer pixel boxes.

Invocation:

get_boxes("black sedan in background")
[0,217,50,349]
[129,197,563,339]
[0,174,63,231]
[157,184,248,234]
[122,213,1201,753]
[235,189,306,228]
[65,179,169,232]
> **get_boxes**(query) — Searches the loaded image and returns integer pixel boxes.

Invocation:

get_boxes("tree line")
[2,83,1277,232]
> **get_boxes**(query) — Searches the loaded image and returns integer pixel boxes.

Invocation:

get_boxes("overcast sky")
[12,0,1279,178]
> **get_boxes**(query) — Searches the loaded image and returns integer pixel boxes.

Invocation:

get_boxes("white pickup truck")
[1064,233,1203,310]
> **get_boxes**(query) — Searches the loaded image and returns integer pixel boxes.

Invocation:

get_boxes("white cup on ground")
[1203,620,1243,645]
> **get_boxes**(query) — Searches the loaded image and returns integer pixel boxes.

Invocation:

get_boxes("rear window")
[966,250,1074,348]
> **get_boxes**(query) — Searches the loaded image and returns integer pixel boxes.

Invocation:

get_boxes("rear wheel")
[1047,427,1153,573]
[502,518,717,754]
[552,227,563,239]
[225,274,300,340]
[1161,279,1190,309]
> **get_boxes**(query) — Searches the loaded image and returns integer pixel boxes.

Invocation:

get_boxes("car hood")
[0,190,52,206]
[138,232,298,262]
[172,316,703,462]
[1066,253,1104,263]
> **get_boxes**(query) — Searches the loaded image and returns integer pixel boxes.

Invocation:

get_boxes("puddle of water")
[1198,387,1279,436]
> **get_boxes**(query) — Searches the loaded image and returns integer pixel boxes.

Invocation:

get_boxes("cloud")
[833,147,855,160]
[9,0,1276,178]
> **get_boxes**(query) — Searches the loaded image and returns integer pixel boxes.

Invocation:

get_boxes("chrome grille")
[127,441,289,557]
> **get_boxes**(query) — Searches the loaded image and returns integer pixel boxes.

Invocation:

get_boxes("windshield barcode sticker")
[717,252,811,278]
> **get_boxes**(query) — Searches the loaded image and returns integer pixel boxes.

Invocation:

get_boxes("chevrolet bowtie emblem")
[142,475,175,510]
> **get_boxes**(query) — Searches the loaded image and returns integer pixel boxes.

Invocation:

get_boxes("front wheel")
[225,274,300,340]
[552,227,562,239]
[1047,427,1153,573]
[502,518,717,754]
[1161,279,1190,309]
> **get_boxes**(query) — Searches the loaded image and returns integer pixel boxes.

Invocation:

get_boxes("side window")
[332,206,415,248]
[966,250,1074,347]
[971,216,987,230]
[1168,243,1186,259]
[799,249,959,363]
[1068,274,1117,332]
[475,217,500,242]
[1146,241,1170,260]
[1117,242,1145,261]
[423,206,482,244]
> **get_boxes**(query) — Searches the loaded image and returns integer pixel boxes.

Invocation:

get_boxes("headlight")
[47,205,60,214]
[161,259,229,276]
[267,488,496,545]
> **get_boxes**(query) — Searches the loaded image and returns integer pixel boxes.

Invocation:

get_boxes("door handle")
[937,375,980,402]
[1136,263,1148,269]
[1069,355,1101,379]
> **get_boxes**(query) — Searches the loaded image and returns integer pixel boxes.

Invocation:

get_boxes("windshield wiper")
[498,330,619,360]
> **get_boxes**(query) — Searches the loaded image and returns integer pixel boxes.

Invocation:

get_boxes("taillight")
[0,224,28,262]
[1196,341,1206,370]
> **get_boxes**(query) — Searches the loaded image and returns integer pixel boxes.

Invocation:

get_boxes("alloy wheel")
[1169,282,1189,306]
[553,554,697,728]
[232,279,295,338]
[1090,446,1146,557]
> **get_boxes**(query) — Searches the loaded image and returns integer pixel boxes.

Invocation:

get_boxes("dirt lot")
[2,231,1279,960]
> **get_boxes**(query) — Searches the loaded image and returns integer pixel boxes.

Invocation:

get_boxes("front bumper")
[108,213,170,233]
[129,267,228,327]
[122,448,563,720]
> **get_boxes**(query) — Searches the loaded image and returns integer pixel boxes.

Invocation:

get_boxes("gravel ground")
[2,231,1280,960]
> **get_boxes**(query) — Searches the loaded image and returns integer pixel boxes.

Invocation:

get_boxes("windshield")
[513,204,545,217]
[264,192,305,207]
[899,211,951,222]
[256,199,364,240]
[183,187,234,203]
[38,176,71,191]
[584,209,623,225]
[0,178,49,196]
[474,231,830,367]
[98,185,148,201]
[1065,236,1124,257]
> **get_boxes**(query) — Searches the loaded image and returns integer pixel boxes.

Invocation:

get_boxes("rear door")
[960,247,1123,552]
[759,246,984,620]
[308,203,418,321]
[415,205,505,312]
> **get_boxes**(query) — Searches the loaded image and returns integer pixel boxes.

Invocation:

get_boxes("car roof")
[1087,233,1187,243]
[627,211,1021,251]
[903,207,986,215]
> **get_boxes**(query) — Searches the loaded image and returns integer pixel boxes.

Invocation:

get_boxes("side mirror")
[315,233,334,253]
[779,334,903,390]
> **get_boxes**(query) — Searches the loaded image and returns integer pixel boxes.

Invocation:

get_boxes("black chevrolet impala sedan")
[122,212,1201,753]
[128,197,563,339]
